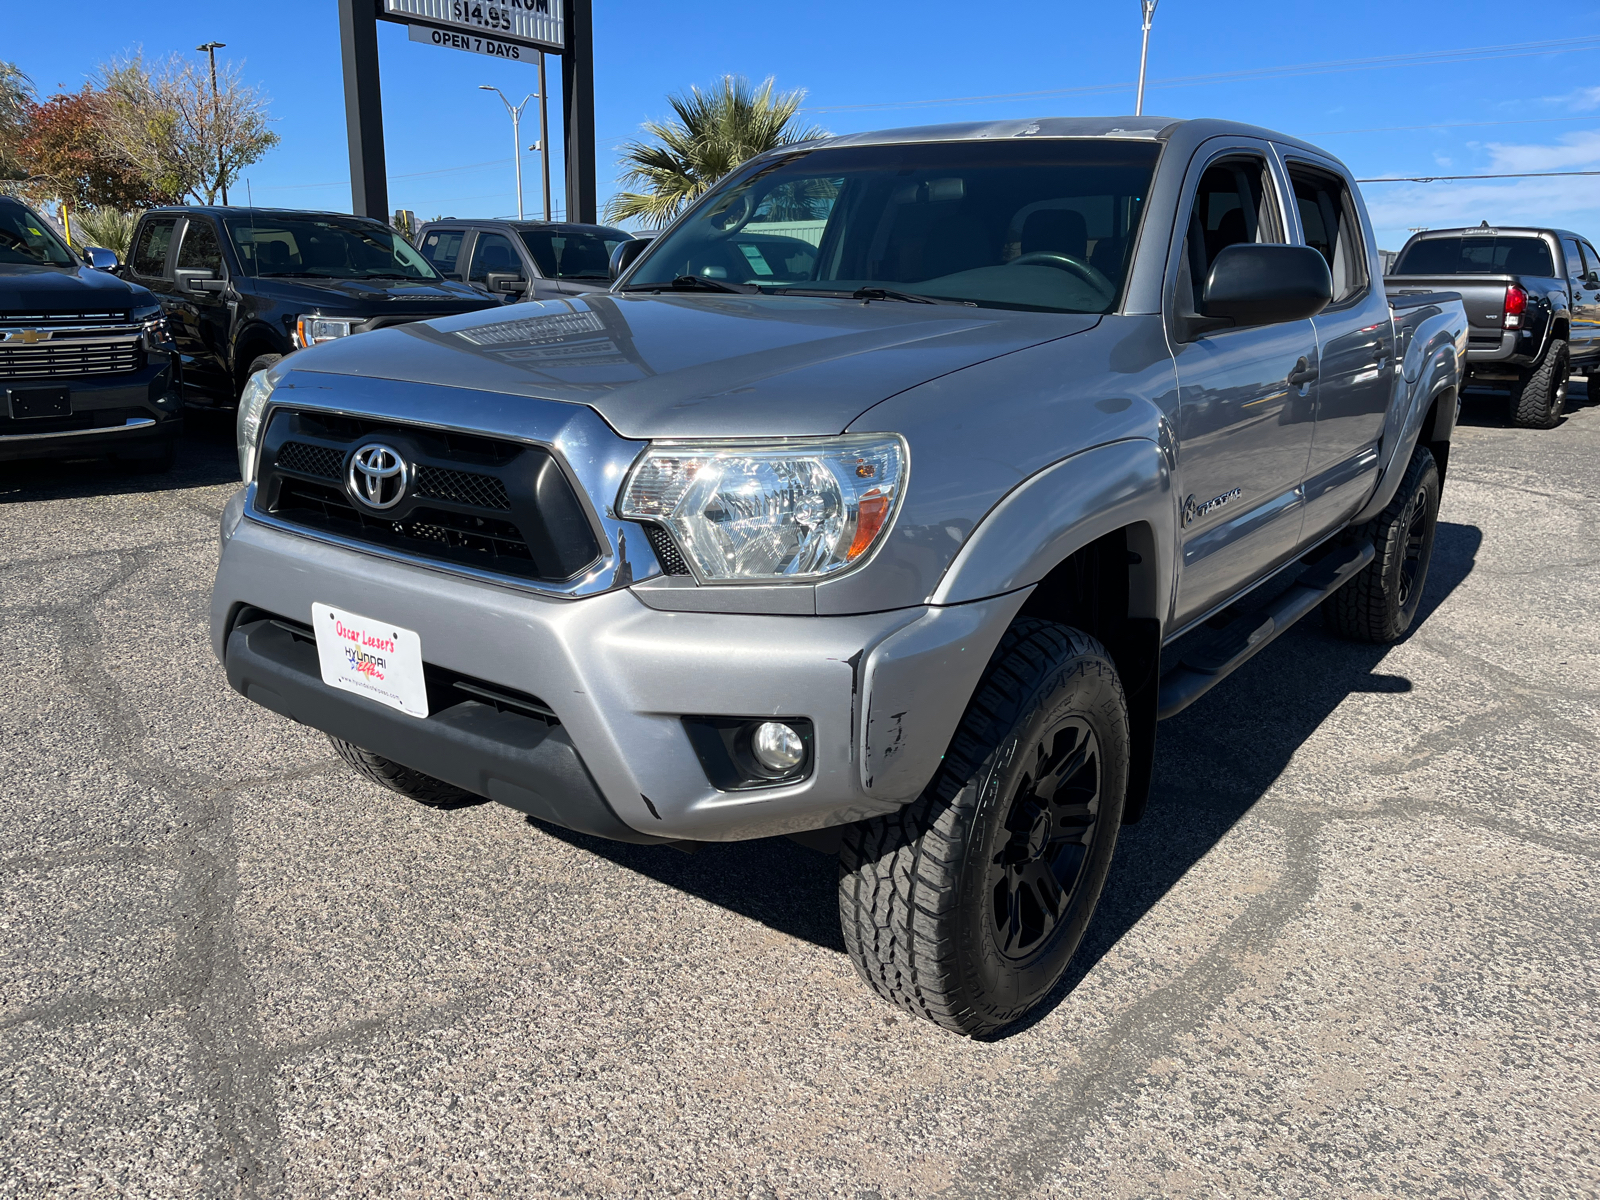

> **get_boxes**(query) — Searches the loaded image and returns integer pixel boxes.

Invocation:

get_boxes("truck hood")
[0,261,155,312]
[247,273,494,314]
[290,292,1097,437]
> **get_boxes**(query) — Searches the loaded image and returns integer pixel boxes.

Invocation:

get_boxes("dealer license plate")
[311,602,429,718]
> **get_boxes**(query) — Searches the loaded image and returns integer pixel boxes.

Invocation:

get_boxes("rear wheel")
[839,619,1128,1036]
[1324,445,1440,643]
[1511,339,1568,428]
[328,736,473,806]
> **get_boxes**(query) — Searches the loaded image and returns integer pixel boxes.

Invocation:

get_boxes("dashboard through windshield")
[625,140,1160,313]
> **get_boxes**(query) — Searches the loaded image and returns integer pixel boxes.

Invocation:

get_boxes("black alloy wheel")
[1324,444,1441,644]
[987,716,1103,961]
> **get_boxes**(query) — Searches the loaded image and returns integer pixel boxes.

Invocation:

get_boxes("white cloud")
[1485,129,1600,171]
[1543,85,1600,111]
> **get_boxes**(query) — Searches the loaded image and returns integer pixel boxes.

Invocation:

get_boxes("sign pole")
[562,0,596,224]
[338,0,388,219]
[539,52,552,223]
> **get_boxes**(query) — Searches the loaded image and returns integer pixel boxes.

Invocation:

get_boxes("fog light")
[751,721,805,772]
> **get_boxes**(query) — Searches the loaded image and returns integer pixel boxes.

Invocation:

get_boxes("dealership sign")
[379,0,564,53]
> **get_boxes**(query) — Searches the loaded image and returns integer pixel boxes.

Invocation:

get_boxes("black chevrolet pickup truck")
[1387,224,1600,427]
[0,195,182,469]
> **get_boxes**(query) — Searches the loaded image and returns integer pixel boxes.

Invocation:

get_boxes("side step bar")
[1157,540,1376,720]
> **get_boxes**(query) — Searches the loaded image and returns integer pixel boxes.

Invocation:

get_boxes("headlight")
[236,368,276,484]
[294,316,355,348]
[619,435,906,582]
[133,303,171,350]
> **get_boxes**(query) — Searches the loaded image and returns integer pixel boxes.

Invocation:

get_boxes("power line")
[1312,114,1600,136]
[1357,170,1600,182]
[800,33,1600,114]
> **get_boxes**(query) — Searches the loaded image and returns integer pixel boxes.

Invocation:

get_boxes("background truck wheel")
[1324,445,1440,644]
[838,618,1129,1037]
[242,353,283,401]
[328,736,473,806]
[1510,339,1568,428]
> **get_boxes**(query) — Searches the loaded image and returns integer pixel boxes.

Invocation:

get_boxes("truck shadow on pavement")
[1457,373,1592,428]
[0,409,241,503]
[537,521,1485,1014]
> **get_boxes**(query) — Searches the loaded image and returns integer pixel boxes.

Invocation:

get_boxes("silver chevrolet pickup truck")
[212,117,1466,1036]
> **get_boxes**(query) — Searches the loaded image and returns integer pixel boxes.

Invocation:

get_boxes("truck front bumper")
[212,502,1026,842]
[0,359,181,463]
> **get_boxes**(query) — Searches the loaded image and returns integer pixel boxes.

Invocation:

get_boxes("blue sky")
[11,0,1600,251]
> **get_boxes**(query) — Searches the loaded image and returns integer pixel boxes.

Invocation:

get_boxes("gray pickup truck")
[212,117,1465,1036]
[1388,224,1598,427]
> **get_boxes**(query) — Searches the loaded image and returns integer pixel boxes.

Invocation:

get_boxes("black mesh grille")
[253,409,601,584]
[413,465,511,510]
[644,523,691,575]
[275,441,344,479]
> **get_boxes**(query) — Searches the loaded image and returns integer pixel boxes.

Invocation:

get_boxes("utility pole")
[480,87,534,220]
[1135,0,1158,117]
[196,41,227,203]
[538,52,552,222]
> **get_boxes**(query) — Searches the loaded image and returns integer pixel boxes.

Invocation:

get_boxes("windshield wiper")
[257,271,332,278]
[774,286,969,305]
[362,272,431,280]
[621,274,758,294]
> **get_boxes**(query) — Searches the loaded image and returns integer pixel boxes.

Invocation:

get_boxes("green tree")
[95,53,279,204]
[0,61,36,185]
[605,76,825,228]
[15,88,162,211]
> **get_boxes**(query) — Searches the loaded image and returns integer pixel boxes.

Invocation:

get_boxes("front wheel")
[328,736,472,806]
[839,619,1129,1037]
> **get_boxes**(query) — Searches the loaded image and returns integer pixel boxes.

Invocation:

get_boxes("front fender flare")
[929,436,1175,617]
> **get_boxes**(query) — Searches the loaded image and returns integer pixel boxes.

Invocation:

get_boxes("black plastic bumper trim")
[225,617,664,844]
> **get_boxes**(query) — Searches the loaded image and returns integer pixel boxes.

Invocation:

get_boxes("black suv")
[413,219,634,301]
[0,195,182,468]
[121,207,499,408]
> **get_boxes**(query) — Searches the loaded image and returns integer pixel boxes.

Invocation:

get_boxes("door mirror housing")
[82,246,119,271]
[609,238,648,282]
[484,272,527,295]
[173,267,225,294]
[1184,243,1332,339]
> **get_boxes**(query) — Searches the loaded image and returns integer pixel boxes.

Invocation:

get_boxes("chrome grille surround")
[0,311,143,379]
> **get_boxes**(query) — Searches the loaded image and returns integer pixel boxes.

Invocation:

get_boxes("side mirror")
[1197,243,1332,334]
[173,267,226,294]
[83,246,119,271]
[484,272,527,295]
[609,238,648,282]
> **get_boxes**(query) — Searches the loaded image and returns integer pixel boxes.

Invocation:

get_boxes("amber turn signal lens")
[848,489,890,559]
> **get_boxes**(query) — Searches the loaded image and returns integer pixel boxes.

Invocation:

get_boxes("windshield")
[223,214,441,280]
[1395,235,1555,277]
[520,226,632,280]
[625,140,1160,313]
[0,202,75,267]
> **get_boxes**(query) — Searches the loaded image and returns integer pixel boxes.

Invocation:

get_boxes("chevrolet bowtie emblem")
[4,328,46,344]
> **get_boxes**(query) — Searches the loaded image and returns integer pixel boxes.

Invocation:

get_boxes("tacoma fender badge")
[1182,487,1242,527]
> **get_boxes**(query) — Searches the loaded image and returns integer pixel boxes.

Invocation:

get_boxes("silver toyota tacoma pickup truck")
[212,117,1466,1036]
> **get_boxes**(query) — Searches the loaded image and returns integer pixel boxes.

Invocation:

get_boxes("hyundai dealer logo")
[347,443,409,510]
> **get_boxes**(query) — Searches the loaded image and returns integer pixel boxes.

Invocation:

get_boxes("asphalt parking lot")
[2,389,1597,1199]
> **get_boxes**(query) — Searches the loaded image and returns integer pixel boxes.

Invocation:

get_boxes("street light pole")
[479,85,534,221]
[197,41,227,203]
[1134,1,1158,117]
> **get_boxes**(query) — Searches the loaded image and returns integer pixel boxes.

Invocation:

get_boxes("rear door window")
[1176,155,1284,316]
[130,217,178,278]
[468,232,522,281]
[420,228,467,275]
[176,218,223,271]
[1287,164,1367,304]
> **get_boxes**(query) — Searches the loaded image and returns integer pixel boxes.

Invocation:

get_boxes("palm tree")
[605,76,825,229]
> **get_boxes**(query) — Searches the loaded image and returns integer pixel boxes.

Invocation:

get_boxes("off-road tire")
[1511,339,1569,429]
[839,619,1129,1037]
[328,736,473,806]
[1324,445,1440,643]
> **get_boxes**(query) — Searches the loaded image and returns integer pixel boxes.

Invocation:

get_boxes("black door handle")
[1287,356,1319,386]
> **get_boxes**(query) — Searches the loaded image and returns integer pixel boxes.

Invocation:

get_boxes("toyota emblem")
[347,442,409,510]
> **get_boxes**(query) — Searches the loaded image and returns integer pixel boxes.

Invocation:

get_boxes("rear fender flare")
[1355,307,1463,525]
